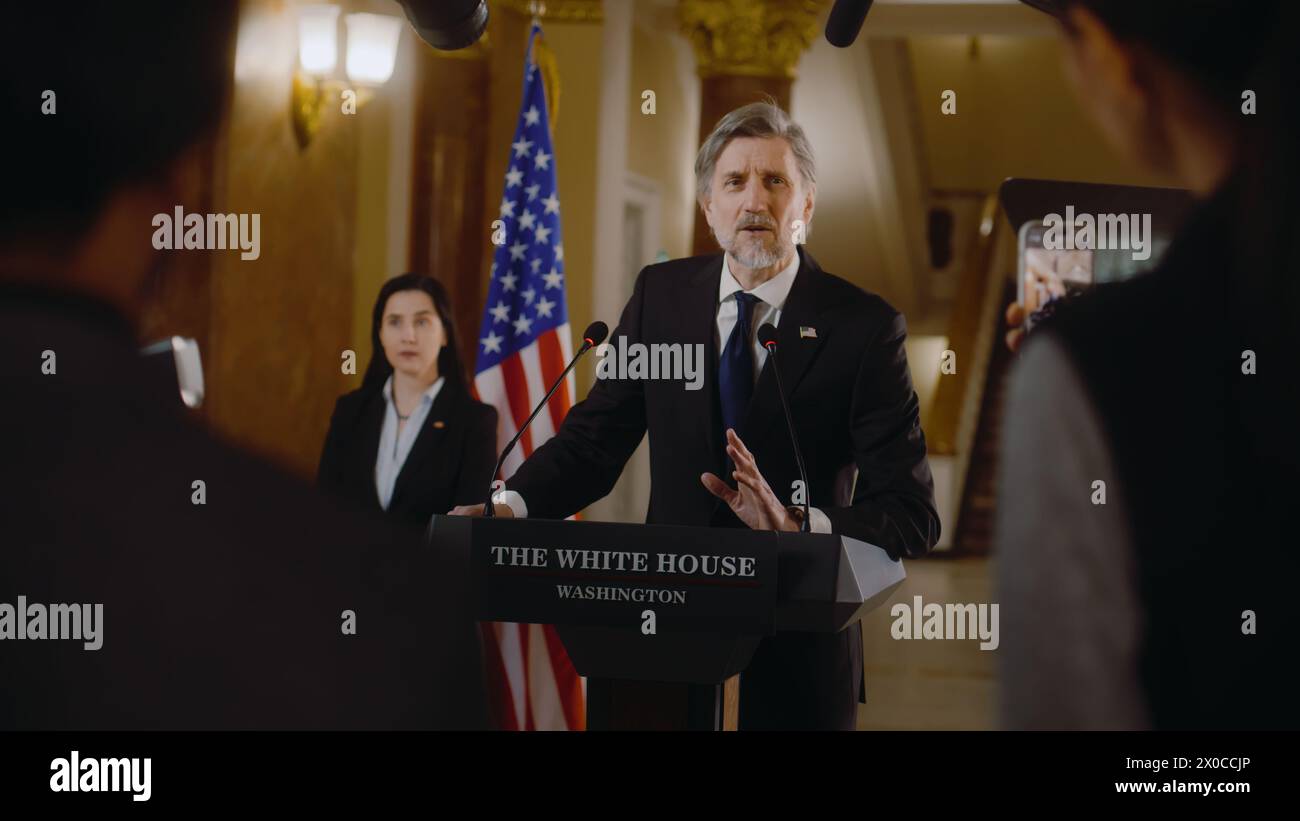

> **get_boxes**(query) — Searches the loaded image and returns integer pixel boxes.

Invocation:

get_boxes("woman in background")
[318,273,498,528]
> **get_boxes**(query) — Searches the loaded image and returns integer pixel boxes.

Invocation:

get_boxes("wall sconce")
[344,13,403,85]
[298,4,340,74]
[291,4,402,148]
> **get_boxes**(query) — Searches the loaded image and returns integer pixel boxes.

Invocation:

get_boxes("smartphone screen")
[1017,220,1093,331]
[1016,218,1174,333]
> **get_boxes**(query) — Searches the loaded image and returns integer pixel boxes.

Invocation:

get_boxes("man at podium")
[455,102,939,730]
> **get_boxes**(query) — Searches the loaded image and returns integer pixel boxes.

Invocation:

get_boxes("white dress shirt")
[375,374,445,511]
[715,250,799,387]
[496,251,831,533]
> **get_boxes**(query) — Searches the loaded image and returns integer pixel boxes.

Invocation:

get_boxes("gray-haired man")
[455,102,939,729]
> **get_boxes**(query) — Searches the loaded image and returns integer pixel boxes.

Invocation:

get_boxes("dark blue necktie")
[719,292,761,443]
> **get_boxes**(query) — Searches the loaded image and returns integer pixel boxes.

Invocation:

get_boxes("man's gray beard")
[724,233,787,270]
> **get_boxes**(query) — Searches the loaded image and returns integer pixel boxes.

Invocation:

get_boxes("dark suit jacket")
[0,283,487,729]
[505,247,940,729]
[317,379,498,529]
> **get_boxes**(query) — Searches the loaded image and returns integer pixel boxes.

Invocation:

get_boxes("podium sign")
[460,516,777,635]
[427,515,906,728]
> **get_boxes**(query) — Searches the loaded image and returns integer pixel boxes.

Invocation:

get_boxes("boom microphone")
[825,0,874,48]
[394,0,489,51]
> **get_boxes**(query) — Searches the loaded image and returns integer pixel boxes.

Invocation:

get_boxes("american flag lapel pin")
[799,326,817,339]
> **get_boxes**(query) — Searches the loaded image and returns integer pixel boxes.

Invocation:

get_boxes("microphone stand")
[483,325,605,516]
[762,331,811,533]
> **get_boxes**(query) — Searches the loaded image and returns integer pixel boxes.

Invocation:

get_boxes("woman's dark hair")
[4,3,238,245]
[1043,1,1283,122]
[361,273,467,393]
[1037,1,1294,278]
[1032,0,1299,465]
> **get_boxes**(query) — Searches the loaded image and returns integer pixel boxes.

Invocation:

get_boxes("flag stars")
[485,73,567,360]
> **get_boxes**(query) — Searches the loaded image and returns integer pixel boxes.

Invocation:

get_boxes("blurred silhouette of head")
[1,3,238,316]
[1024,0,1282,194]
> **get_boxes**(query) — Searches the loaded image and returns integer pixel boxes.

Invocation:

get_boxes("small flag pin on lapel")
[432,420,445,429]
[799,326,817,339]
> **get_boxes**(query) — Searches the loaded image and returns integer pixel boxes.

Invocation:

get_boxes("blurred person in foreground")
[0,3,485,729]
[998,0,1298,728]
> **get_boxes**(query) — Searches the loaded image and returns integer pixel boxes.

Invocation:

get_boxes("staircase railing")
[926,193,1009,550]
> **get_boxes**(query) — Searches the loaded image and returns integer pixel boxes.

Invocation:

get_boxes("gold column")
[679,0,825,255]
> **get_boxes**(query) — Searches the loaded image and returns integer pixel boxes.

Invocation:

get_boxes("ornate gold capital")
[679,0,826,79]
[497,0,604,23]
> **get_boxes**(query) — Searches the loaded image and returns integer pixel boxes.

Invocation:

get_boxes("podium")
[427,515,905,730]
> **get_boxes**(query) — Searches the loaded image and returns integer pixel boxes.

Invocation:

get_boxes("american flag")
[472,22,584,732]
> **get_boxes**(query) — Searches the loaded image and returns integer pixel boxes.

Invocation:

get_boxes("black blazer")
[317,377,498,528]
[505,247,941,729]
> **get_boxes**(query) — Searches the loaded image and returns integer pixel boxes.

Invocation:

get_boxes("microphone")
[825,0,874,48]
[757,324,811,532]
[483,320,609,517]
[394,0,489,51]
